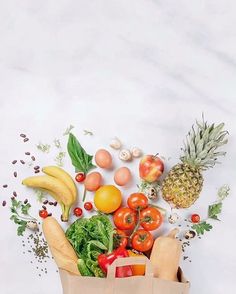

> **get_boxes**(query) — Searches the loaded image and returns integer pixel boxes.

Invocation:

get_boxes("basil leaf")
[67,133,96,173]
[208,202,222,220]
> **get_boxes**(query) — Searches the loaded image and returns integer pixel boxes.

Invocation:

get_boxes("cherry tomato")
[191,214,200,223]
[84,202,93,211]
[131,229,154,252]
[39,209,48,219]
[113,207,137,230]
[140,207,162,231]
[127,193,148,210]
[74,207,83,217]
[75,172,86,183]
[114,229,128,248]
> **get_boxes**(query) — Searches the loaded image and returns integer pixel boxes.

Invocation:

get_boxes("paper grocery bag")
[59,256,190,294]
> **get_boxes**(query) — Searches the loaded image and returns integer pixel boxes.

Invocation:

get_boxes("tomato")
[94,185,122,214]
[113,207,137,230]
[191,214,200,223]
[131,229,154,252]
[127,193,148,210]
[74,207,83,217]
[75,172,86,183]
[84,202,93,211]
[114,229,128,248]
[39,209,48,219]
[140,207,162,231]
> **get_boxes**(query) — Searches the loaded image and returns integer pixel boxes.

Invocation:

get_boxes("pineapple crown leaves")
[180,117,229,170]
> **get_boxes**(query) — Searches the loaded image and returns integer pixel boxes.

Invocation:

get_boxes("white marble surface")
[0,1,236,293]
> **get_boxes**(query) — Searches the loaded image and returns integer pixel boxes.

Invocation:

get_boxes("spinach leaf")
[67,133,96,173]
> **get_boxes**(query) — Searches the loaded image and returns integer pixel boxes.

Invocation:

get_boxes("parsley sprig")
[10,198,37,236]
[191,185,230,235]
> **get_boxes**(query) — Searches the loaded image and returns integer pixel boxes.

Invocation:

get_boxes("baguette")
[42,217,80,275]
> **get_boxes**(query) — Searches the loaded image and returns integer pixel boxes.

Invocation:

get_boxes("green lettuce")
[66,214,114,277]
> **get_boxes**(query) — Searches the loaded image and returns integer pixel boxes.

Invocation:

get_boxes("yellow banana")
[22,175,75,221]
[42,166,77,201]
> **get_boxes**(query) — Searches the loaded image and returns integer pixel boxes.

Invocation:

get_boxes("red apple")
[139,155,164,182]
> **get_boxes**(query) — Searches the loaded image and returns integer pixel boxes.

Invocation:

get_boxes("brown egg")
[114,167,132,186]
[95,149,112,169]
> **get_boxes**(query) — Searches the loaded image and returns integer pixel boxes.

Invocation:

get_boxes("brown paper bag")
[59,256,190,294]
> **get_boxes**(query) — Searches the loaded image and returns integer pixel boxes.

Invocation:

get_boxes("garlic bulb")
[110,137,122,150]
[131,147,142,158]
[119,149,132,161]
[26,221,39,231]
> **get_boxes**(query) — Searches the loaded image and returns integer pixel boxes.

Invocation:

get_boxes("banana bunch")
[22,166,77,222]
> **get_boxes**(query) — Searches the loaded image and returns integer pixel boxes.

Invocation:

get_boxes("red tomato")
[113,207,137,230]
[127,193,148,210]
[84,202,93,211]
[39,209,48,219]
[131,229,154,252]
[191,214,200,223]
[74,207,83,217]
[75,172,86,183]
[140,207,162,231]
[114,229,128,248]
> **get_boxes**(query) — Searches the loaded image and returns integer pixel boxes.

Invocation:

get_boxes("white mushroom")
[184,230,196,239]
[168,213,180,224]
[119,149,132,161]
[110,137,122,150]
[131,147,142,158]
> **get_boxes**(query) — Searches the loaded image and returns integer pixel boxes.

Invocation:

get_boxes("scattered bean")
[14,172,17,178]
[43,200,48,205]
[25,152,31,155]
[42,205,47,210]
[47,213,52,217]
[24,199,28,204]
[3,184,8,188]
[49,202,54,205]
[53,202,57,206]
[31,156,36,161]
[35,170,40,174]
[24,138,29,142]
[20,134,26,138]
[20,160,25,164]
[12,160,17,164]
[2,200,6,206]
[34,166,40,170]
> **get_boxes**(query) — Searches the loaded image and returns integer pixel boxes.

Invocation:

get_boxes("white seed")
[131,147,142,158]
[119,149,132,161]
[184,230,196,239]
[168,213,180,224]
[110,137,122,150]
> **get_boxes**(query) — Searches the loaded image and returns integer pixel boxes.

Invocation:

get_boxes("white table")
[0,1,236,293]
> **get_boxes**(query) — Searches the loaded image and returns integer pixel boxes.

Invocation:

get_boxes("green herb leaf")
[17,221,27,236]
[21,203,31,215]
[54,139,62,149]
[192,222,213,235]
[208,202,222,220]
[67,133,96,173]
[35,190,46,202]
[63,125,74,136]
[54,151,66,167]
[217,185,230,201]
[36,142,51,153]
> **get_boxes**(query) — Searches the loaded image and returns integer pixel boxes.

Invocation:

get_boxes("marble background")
[0,1,236,293]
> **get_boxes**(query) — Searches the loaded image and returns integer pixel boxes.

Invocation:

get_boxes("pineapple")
[162,118,228,208]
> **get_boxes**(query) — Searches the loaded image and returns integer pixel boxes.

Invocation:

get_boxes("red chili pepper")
[98,247,133,278]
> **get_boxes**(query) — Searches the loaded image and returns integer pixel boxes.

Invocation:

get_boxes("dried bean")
[24,138,29,142]
[24,199,28,204]
[34,166,40,170]
[20,160,25,164]
[35,170,40,174]
[43,200,48,205]
[42,205,47,210]
[14,172,17,178]
[49,202,54,205]
[31,156,36,161]
[12,160,17,164]
[25,152,31,155]
[3,184,8,188]
[53,202,57,206]
[2,200,6,206]
[20,134,26,138]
